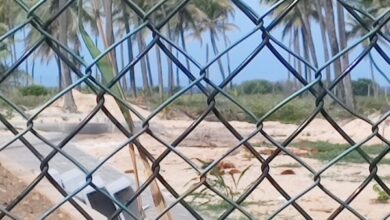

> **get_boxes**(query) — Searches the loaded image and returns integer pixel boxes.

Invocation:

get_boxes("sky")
[4,0,390,88]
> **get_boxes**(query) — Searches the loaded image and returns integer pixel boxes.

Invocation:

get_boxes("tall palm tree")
[0,17,10,64]
[314,1,332,86]
[336,2,354,109]
[58,0,77,112]
[26,0,96,111]
[169,2,206,89]
[130,0,153,96]
[191,0,236,81]
[0,0,21,64]
[261,0,319,82]
[347,0,390,97]
[323,0,355,109]
[112,0,140,96]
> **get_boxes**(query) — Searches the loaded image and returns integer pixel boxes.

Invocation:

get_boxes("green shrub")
[20,85,48,96]
[356,96,389,113]
[238,80,279,95]
[352,78,378,96]
[373,184,390,203]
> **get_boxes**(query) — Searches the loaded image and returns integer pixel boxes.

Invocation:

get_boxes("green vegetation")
[187,159,252,218]
[292,141,390,164]
[352,79,378,96]
[236,80,282,95]
[273,163,301,168]
[143,93,313,123]
[355,95,389,114]
[20,85,48,96]
[1,77,388,125]
[141,89,389,124]
[373,184,390,203]
[0,94,51,110]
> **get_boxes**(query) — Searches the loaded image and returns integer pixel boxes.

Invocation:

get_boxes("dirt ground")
[0,163,70,220]
[2,91,390,219]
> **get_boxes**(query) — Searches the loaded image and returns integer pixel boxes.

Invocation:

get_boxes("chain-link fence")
[0,0,390,219]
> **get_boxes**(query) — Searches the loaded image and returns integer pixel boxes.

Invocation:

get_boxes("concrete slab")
[0,132,193,219]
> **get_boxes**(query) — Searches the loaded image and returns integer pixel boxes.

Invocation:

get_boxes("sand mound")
[26,90,152,124]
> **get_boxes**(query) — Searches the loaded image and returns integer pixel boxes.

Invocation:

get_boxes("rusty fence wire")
[0,0,390,219]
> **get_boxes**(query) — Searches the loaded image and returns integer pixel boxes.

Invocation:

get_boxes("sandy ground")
[73,132,390,219]
[2,91,390,219]
[0,162,70,220]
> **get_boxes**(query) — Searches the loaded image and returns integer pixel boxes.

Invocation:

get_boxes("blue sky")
[5,0,389,88]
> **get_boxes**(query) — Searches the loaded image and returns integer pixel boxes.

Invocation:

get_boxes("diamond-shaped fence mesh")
[0,0,389,219]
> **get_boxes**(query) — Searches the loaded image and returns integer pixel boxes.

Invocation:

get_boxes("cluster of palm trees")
[1,0,235,112]
[0,0,388,112]
[263,0,389,110]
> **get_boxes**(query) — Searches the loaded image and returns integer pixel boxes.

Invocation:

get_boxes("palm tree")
[336,2,355,109]
[0,0,21,64]
[169,2,206,89]
[323,0,355,109]
[112,0,139,96]
[314,1,332,86]
[191,0,236,81]
[261,0,319,82]
[57,0,77,112]
[347,0,390,97]
[0,16,10,64]
[26,0,97,112]
[258,0,355,107]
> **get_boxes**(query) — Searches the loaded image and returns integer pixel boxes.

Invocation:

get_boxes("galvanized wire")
[0,0,389,219]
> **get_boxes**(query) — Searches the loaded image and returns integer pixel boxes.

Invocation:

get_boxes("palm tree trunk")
[56,55,62,90]
[103,0,119,74]
[92,0,114,84]
[175,49,180,87]
[293,28,302,89]
[23,28,29,86]
[206,43,210,89]
[160,6,174,95]
[369,53,378,98]
[323,0,345,100]
[210,30,226,80]
[58,1,76,112]
[120,43,128,92]
[137,31,151,95]
[121,5,137,97]
[11,36,17,64]
[287,28,293,85]
[94,36,100,83]
[222,21,232,88]
[167,23,174,95]
[156,45,164,100]
[179,23,190,90]
[301,29,310,82]
[297,5,318,69]
[315,0,332,86]
[31,58,35,85]
[179,24,191,71]
[336,3,354,109]
[146,53,154,88]
[369,59,376,97]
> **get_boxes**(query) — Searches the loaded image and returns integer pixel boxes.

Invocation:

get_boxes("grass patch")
[293,141,390,164]
[0,89,54,111]
[273,163,301,168]
[138,93,389,124]
[11,95,52,109]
